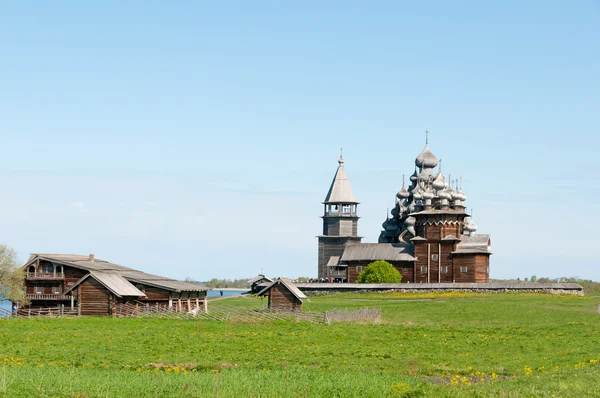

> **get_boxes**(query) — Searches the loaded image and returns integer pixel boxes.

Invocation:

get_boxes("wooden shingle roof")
[24,254,208,292]
[324,156,358,204]
[341,243,415,262]
[256,278,307,301]
[64,271,146,298]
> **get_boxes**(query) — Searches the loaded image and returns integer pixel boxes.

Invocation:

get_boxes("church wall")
[318,237,361,279]
[346,261,413,283]
[339,219,355,236]
[452,254,490,283]
[440,243,455,283]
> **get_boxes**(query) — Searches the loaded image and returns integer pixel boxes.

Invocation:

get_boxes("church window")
[431,254,439,261]
[421,266,427,273]
[403,267,411,272]
[342,205,351,214]
[461,266,468,273]
[441,266,448,273]
[356,266,363,273]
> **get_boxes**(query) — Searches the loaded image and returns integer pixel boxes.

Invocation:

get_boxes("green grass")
[1,292,600,397]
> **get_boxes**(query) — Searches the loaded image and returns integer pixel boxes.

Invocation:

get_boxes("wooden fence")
[1,305,79,319]
[115,303,381,324]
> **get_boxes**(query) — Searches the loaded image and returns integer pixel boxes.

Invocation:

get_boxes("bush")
[357,260,402,283]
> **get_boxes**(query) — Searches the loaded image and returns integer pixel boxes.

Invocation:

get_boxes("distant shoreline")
[207,287,249,291]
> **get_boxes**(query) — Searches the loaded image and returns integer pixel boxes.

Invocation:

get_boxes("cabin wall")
[78,278,112,316]
[268,285,302,312]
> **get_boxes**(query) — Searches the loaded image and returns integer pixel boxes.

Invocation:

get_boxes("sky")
[1,1,599,281]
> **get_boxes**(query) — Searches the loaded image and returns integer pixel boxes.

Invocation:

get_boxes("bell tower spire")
[317,153,362,280]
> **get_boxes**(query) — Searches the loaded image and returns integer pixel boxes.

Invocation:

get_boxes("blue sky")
[1,1,599,281]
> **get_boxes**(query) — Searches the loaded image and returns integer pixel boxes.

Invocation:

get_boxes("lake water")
[206,289,247,297]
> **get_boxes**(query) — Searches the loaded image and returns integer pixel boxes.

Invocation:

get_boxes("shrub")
[357,260,402,283]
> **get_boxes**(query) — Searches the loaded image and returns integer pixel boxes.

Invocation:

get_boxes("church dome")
[412,188,423,200]
[432,172,446,191]
[415,145,438,169]
[464,219,478,233]
[410,169,418,182]
[438,189,452,200]
[422,189,434,200]
[397,188,410,199]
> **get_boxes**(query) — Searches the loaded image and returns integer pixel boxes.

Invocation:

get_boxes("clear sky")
[1,1,599,281]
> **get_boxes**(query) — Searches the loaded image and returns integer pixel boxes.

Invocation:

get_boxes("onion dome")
[454,190,467,202]
[432,172,446,191]
[396,189,410,199]
[407,201,416,213]
[396,174,411,199]
[412,188,423,200]
[391,206,400,217]
[409,169,418,183]
[385,218,399,231]
[422,189,434,200]
[438,189,452,200]
[464,219,478,233]
[404,216,416,227]
[415,136,438,168]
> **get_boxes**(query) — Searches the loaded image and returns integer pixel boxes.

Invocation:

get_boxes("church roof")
[453,234,491,254]
[324,156,358,204]
[326,256,341,267]
[341,243,415,262]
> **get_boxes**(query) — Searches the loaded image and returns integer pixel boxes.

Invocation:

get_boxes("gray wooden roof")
[454,234,491,254]
[341,243,415,262]
[256,278,307,301]
[64,271,146,298]
[24,254,208,293]
[323,156,358,204]
[248,274,273,285]
[326,256,340,267]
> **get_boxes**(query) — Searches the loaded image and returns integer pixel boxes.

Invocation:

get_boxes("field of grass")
[1,292,600,397]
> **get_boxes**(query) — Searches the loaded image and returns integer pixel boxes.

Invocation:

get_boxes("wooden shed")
[257,278,307,312]
[64,271,145,316]
[248,274,273,294]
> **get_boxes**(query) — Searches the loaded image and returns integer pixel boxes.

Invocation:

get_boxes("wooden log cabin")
[257,278,307,312]
[319,134,492,283]
[19,254,208,316]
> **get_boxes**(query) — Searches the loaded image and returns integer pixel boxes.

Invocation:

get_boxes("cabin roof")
[341,243,415,262]
[64,271,146,298]
[256,278,307,301]
[248,274,273,285]
[24,254,208,292]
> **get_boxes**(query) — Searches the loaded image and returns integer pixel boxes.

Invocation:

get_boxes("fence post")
[61,304,64,316]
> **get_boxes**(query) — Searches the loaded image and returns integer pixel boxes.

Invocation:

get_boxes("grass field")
[1,292,600,397]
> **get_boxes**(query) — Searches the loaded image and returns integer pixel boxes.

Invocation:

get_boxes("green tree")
[0,245,27,304]
[530,275,537,282]
[357,260,402,283]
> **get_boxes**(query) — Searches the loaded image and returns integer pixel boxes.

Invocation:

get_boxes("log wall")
[269,284,302,312]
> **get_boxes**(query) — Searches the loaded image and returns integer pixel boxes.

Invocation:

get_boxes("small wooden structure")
[248,274,273,294]
[256,278,307,312]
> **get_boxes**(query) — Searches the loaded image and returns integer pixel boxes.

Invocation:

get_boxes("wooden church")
[318,133,492,283]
